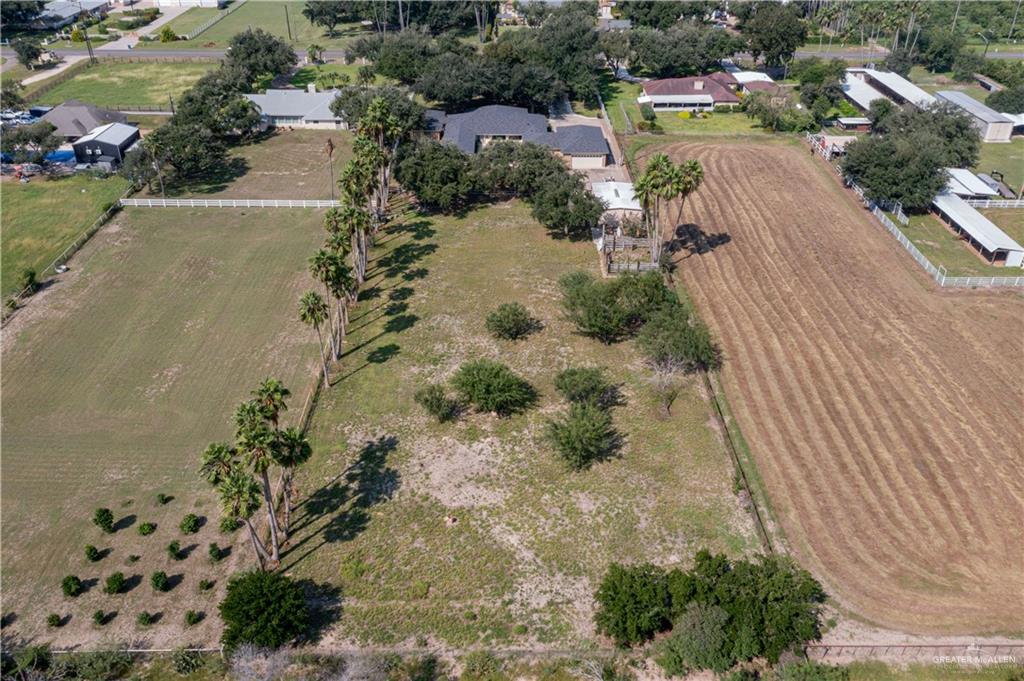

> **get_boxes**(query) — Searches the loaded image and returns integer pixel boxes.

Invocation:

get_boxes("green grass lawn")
[980,208,1024,244]
[1,173,129,296]
[896,211,1018,277]
[910,65,993,102]
[975,139,1024,193]
[288,200,759,647]
[158,6,221,36]
[847,662,1024,681]
[289,61,391,88]
[140,1,368,50]
[33,60,215,108]
[0,205,324,646]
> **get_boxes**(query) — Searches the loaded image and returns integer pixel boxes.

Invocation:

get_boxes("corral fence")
[607,261,659,273]
[183,0,247,41]
[965,198,1024,209]
[121,198,340,208]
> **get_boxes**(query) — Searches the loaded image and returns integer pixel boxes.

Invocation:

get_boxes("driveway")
[97,6,191,52]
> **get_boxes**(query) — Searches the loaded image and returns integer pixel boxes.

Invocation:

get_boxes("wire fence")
[965,198,1024,208]
[184,0,248,41]
[121,198,341,208]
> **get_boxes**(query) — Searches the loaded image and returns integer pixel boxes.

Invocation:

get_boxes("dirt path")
[638,139,1024,635]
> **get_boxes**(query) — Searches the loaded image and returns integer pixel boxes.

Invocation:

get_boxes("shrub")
[172,647,204,674]
[545,402,618,470]
[560,271,673,344]
[137,611,154,626]
[53,649,132,679]
[157,493,173,505]
[220,516,241,533]
[184,610,203,626]
[138,522,156,536]
[180,513,200,534]
[46,613,62,628]
[414,384,460,423]
[17,268,38,294]
[70,28,84,42]
[637,304,720,372]
[167,540,181,560]
[103,572,126,595]
[594,563,671,646]
[61,575,83,597]
[553,367,610,405]
[640,103,656,122]
[208,542,223,563]
[151,571,169,592]
[772,660,849,681]
[485,302,537,340]
[219,570,309,649]
[93,508,115,533]
[461,651,505,681]
[127,554,140,563]
[451,360,536,416]
[199,579,215,592]
[656,602,733,675]
[158,25,177,42]
[92,610,107,626]
[713,104,735,113]
[13,645,52,673]
[85,544,102,562]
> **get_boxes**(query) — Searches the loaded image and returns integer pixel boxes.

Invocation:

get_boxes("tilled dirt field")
[638,139,1024,634]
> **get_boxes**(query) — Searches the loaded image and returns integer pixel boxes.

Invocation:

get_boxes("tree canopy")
[0,121,60,163]
[226,28,297,84]
[219,570,309,649]
[743,3,807,67]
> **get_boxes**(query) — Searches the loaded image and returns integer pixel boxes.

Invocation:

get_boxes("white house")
[244,86,345,129]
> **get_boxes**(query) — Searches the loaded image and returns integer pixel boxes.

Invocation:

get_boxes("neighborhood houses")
[1,1,1022,679]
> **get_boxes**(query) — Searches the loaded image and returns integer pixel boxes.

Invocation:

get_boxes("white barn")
[932,192,1024,267]
[936,90,1014,143]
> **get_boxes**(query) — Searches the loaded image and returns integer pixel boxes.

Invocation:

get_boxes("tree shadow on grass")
[280,436,400,572]
[113,514,136,532]
[161,157,251,197]
[296,580,343,645]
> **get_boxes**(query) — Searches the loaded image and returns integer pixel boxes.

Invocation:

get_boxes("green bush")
[138,522,156,536]
[52,649,132,680]
[772,660,849,681]
[559,271,674,344]
[184,610,202,626]
[151,571,169,592]
[12,645,52,674]
[157,493,173,505]
[93,508,115,533]
[485,302,538,340]
[451,360,536,416]
[127,554,140,563]
[637,304,720,372]
[208,542,223,563]
[640,103,657,122]
[220,516,241,533]
[137,611,154,626]
[414,384,460,423]
[46,613,62,628]
[199,579,215,592]
[461,651,505,681]
[167,540,182,560]
[553,367,610,405]
[545,402,618,470]
[656,602,733,675]
[180,513,200,534]
[70,28,84,42]
[172,647,204,674]
[92,610,107,626]
[594,563,671,647]
[61,575,83,597]
[103,572,126,595]
[85,544,102,562]
[158,25,177,42]
[219,570,309,649]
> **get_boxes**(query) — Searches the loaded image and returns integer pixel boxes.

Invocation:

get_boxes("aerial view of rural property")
[1,0,1023,679]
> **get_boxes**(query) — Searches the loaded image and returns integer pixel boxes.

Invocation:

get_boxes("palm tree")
[670,159,704,230]
[218,469,270,569]
[635,153,673,264]
[275,426,313,536]
[199,442,237,485]
[336,203,371,283]
[252,378,290,429]
[328,259,355,359]
[234,399,265,434]
[307,43,324,64]
[299,291,331,387]
[357,98,403,219]
[309,250,340,358]
[237,418,282,559]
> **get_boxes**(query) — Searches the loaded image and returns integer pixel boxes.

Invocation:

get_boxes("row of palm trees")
[634,153,705,264]
[298,97,405,386]
[200,379,311,569]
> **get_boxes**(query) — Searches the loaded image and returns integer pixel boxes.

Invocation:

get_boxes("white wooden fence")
[121,198,340,209]
[964,199,1024,209]
[183,0,247,40]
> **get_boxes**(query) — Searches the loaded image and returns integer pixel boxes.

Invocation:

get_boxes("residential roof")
[945,167,999,197]
[540,125,610,155]
[732,71,774,85]
[42,99,127,138]
[640,76,740,103]
[842,74,889,111]
[849,68,935,108]
[743,81,786,95]
[423,108,446,133]
[72,122,139,147]
[592,181,641,211]
[936,90,1013,124]
[39,0,107,21]
[707,71,738,87]
[243,89,342,122]
[597,18,632,30]
[932,192,1023,254]
[837,117,870,125]
[441,105,548,154]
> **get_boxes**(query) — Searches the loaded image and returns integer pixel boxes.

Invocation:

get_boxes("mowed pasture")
[635,138,1024,634]
[286,201,759,646]
[149,129,352,199]
[34,60,216,108]
[0,207,323,646]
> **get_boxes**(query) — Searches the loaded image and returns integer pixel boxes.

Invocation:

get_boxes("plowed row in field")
[639,140,1024,634]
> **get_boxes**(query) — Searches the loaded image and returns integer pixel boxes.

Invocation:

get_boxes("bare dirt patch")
[637,139,1024,635]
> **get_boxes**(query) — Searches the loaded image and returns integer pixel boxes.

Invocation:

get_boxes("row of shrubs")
[92,508,201,536]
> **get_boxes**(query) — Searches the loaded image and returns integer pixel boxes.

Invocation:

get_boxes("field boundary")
[22,55,218,103]
[182,0,248,41]
[121,198,341,209]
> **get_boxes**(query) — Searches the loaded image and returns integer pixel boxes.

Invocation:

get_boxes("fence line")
[607,261,658,273]
[965,198,1024,208]
[184,0,247,41]
[121,198,340,208]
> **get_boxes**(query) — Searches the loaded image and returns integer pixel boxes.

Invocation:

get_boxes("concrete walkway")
[97,6,190,51]
[20,55,87,84]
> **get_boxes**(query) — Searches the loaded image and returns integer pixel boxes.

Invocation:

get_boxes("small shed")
[836,117,871,132]
[932,192,1024,267]
[72,122,140,168]
[945,168,999,199]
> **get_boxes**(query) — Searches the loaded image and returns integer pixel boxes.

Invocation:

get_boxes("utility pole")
[284,5,293,41]
[326,138,336,202]
[168,95,175,114]
[1009,0,1022,41]
[77,1,95,64]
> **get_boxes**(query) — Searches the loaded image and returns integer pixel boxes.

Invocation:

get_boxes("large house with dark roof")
[41,100,127,141]
[636,74,741,111]
[440,105,611,169]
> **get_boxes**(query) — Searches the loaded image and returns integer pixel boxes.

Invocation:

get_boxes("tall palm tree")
[671,160,705,230]
[336,203,371,283]
[252,378,290,429]
[635,153,673,264]
[300,291,331,387]
[218,469,270,569]
[357,98,402,219]
[234,399,265,435]
[328,259,355,359]
[237,418,282,559]
[275,426,313,536]
[309,250,340,358]
[199,442,237,485]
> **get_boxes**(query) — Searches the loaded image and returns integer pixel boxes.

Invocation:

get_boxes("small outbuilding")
[944,168,1000,199]
[836,117,871,132]
[72,122,140,169]
[592,181,642,230]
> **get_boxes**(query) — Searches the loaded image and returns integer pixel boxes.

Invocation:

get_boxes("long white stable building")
[932,192,1024,267]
